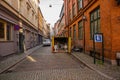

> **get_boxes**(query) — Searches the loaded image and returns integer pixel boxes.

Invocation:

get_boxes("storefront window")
[7,25,11,40]
[0,22,5,39]
[0,20,12,41]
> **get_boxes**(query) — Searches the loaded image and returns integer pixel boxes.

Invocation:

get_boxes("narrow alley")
[0,46,108,80]
[0,0,120,80]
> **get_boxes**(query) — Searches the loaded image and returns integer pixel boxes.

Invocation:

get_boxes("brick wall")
[110,0,120,59]
[64,0,120,63]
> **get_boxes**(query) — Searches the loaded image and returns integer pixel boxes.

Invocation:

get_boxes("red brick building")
[63,0,120,65]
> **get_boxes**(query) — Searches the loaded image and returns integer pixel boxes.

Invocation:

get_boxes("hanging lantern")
[49,4,52,7]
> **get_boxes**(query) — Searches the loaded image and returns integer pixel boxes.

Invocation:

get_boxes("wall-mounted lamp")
[82,15,87,21]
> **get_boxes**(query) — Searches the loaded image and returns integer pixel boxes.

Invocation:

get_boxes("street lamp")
[82,15,87,53]
[82,15,86,20]
[49,4,52,7]
[49,4,63,8]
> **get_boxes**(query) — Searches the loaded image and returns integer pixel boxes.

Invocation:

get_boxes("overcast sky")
[39,0,63,27]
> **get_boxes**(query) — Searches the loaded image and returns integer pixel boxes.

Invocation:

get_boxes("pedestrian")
[64,43,68,52]
[54,43,58,52]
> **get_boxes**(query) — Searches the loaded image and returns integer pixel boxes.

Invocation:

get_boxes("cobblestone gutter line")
[71,53,116,80]
[0,45,42,74]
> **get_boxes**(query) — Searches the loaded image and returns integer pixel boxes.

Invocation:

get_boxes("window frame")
[78,20,83,40]
[7,23,13,41]
[69,9,72,21]
[0,20,13,41]
[72,3,76,17]
[73,25,76,40]
[69,27,72,39]
[78,0,83,10]
[0,20,7,41]
[90,8,100,39]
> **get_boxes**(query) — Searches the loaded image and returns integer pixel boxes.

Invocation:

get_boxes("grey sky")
[39,0,63,27]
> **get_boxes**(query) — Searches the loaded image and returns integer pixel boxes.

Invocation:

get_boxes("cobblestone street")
[0,46,109,80]
[11,47,84,72]
[1,0,120,80]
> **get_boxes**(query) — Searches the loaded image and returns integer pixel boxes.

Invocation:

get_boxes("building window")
[32,10,35,16]
[69,9,72,21]
[72,3,76,17]
[0,22,5,39]
[69,27,72,39]
[73,25,76,40]
[0,21,6,41]
[0,20,12,41]
[78,21,83,40]
[26,2,31,11]
[7,24,12,41]
[90,8,100,39]
[69,27,71,37]
[78,0,82,10]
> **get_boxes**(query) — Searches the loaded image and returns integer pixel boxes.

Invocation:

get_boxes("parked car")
[43,39,51,46]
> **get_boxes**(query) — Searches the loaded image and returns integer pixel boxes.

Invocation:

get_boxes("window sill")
[0,41,14,43]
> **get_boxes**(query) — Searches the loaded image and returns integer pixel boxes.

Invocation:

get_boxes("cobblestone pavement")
[0,68,109,80]
[11,47,84,72]
[0,46,109,80]
[71,52,120,80]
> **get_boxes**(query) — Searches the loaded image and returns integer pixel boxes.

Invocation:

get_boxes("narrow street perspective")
[0,0,120,80]
[0,46,108,80]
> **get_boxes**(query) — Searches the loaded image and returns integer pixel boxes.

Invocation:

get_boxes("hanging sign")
[14,25,20,30]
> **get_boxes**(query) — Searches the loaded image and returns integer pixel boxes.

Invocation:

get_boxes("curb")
[0,56,26,74]
[0,45,43,74]
[71,53,116,80]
